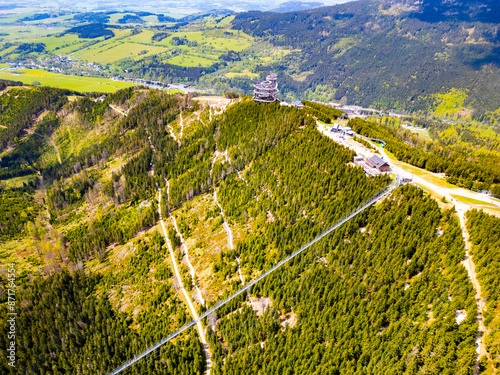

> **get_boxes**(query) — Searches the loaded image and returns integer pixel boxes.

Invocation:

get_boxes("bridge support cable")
[108,178,401,375]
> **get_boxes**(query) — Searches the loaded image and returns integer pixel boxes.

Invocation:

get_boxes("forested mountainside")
[467,210,500,370]
[348,118,500,196]
[0,85,493,374]
[232,0,500,120]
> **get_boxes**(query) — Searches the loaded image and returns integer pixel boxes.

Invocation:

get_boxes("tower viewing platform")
[253,73,279,102]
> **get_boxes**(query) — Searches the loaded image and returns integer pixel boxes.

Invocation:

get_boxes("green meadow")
[0,69,135,93]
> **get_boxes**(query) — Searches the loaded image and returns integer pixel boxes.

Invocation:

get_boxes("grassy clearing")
[141,15,159,24]
[54,111,112,161]
[383,149,457,189]
[0,46,18,58]
[451,194,500,208]
[225,69,258,79]
[332,36,361,57]
[257,48,298,64]
[123,29,156,44]
[180,110,203,138]
[166,54,217,67]
[402,126,432,141]
[0,25,65,42]
[0,69,135,93]
[88,224,192,330]
[216,15,235,27]
[0,239,44,276]
[100,154,130,182]
[107,13,135,24]
[0,174,38,189]
[173,192,247,303]
[432,88,470,118]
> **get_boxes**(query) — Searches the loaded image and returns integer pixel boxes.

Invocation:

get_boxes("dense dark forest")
[0,270,205,375]
[64,23,116,39]
[303,100,344,123]
[0,86,67,152]
[231,0,500,119]
[0,188,39,241]
[120,55,221,83]
[210,185,477,374]
[349,118,500,195]
[466,210,500,369]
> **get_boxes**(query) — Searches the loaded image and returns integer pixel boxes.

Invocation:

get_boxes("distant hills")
[414,0,500,23]
[232,0,500,119]
[178,9,235,22]
[69,9,236,24]
[5,0,500,120]
[270,1,325,12]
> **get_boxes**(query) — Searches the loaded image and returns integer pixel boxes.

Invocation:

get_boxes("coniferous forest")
[467,210,500,370]
[0,85,497,375]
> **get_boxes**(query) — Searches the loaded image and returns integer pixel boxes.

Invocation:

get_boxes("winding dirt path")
[147,115,210,374]
[170,205,206,306]
[179,112,184,140]
[158,184,211,375]
[50,138,62,164]
[210,151,255,311]
[456,204,490,374]
[109,104,128,116]
[167,124,177,143]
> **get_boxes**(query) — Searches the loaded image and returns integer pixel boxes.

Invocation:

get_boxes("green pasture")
[216,16,235,27]
[166,54,217,67]
[225,69,258,79]
[0,69,135,93]
[37,33,91,50]
[0,46,17,57]
[154,30,252,52]
[0,25,65,42]
[72,42,169,64]
[123,29,156,44]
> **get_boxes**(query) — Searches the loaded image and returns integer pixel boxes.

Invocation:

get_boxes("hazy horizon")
[5,0,353,14]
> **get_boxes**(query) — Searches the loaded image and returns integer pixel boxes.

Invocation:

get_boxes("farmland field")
[225,69,258,79]
[0,25,66,42]
[0,69,135,92]
[72,42,169,64]
[166,53,218,67]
